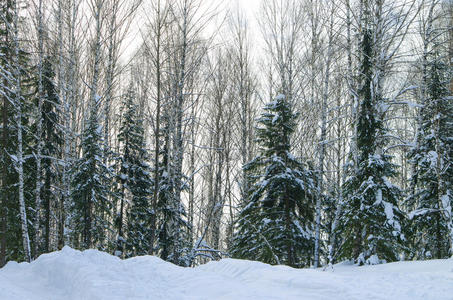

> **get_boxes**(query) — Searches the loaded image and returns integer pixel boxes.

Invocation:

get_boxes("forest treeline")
[0,0,452,268]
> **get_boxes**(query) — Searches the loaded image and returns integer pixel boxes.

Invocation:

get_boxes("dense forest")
[0,0,451,269]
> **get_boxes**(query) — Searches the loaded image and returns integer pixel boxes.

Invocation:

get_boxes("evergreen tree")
[408,48,452,259]
[232,94,315,267]
[34,57,62,254]
[338,18,403,265]
[70,96,111,250]
[157,113,191,266]
[1,0,16,265]
[0,0,36,263]
[116,87,153,258]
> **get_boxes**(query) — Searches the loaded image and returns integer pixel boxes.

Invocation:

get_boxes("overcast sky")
[122,0,263,62]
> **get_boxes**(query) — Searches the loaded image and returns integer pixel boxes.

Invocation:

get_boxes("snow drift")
[0,246,452,300]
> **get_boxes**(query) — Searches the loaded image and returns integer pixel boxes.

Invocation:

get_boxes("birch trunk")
[314,5,334,268]
[33,0,45,257]
[13,1,31,262]
[174,0,188,228]
[149,0,165,255]
[55,0,66,250]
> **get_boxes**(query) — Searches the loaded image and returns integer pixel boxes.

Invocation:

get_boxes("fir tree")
[34,57,62,254]
[232,94,315,267]
[338,21,403,265]
[70,96,111,250]
[1,0,17,265]
[116,86,153,258]
[408,48,452,259]
[0,0,36,263]
[157,114,191,266]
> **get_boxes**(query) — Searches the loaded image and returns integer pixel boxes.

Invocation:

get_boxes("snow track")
[0,247,452,300]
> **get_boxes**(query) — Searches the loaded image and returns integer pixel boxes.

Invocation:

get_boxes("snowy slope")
[0,247,452,300]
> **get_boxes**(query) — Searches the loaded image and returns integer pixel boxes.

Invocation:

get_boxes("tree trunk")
[34,0,45,258]
[56,0,65,251]
[0,11,9,266]
[14,1,31,262]
[284,192,293,267]
[150,0,163,255]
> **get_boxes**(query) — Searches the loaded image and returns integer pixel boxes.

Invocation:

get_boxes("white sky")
[121,0,263,62]
[232,0,262,16]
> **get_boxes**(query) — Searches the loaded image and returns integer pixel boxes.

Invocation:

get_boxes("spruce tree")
[338,19,403,265]
[232,94,315,267]
[0,0,16,265]
[157,114,191,266]
[116,87,153,258]
[0,0,35,263]
[408,48,452,259]
[71,96,111,250]
[34,57,62,254]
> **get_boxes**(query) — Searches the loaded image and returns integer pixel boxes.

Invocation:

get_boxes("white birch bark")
[55,0,66,250]
[33,0,44,258]
[314,2,335,269]
[13,1,31,263]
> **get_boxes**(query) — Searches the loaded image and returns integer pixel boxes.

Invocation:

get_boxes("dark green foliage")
[116,87,153,258]
[0,0,18,264]
[157,166,191,266]
[34,57,62,254]
[339,154,403,264]
[407,49,452,259]
[0,0,36,262]
[232,94,315,267]
[71,101,112,250]
[337,27,403,265]
[156,118,191,267]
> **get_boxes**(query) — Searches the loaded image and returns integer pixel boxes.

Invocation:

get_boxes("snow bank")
[0,246,452,300]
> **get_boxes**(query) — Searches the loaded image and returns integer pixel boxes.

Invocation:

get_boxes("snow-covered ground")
[0,247,452,300]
